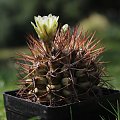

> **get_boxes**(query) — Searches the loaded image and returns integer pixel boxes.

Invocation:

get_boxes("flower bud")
[61,24,69,33]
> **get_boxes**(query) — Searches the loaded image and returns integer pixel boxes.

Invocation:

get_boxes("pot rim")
[3,88,120,108]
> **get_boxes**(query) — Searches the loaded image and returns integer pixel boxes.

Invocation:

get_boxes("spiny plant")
[16,14,109,106]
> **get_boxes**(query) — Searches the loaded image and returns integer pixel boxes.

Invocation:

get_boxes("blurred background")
[0,0,120,119]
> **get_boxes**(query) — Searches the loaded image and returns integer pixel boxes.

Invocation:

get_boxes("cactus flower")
[31,14,59,41]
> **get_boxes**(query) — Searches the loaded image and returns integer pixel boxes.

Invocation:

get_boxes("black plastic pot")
[3,88,120,120]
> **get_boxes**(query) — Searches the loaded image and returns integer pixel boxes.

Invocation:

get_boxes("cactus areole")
[15,14,108,106]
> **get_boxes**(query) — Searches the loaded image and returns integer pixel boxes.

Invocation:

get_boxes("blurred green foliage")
[0,0,120,48]
[0,0,39,48]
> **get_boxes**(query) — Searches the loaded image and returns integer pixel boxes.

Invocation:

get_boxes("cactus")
[16,14,108,106]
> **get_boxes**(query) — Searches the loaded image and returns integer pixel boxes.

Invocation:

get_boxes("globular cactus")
[16,14,107,106]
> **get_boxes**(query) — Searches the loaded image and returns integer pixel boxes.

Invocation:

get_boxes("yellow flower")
[31,14,59,40]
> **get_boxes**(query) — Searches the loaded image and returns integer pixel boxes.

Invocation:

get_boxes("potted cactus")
[3,14,120,120]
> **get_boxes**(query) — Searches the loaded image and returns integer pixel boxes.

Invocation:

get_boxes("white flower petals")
[31,14,59,41]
